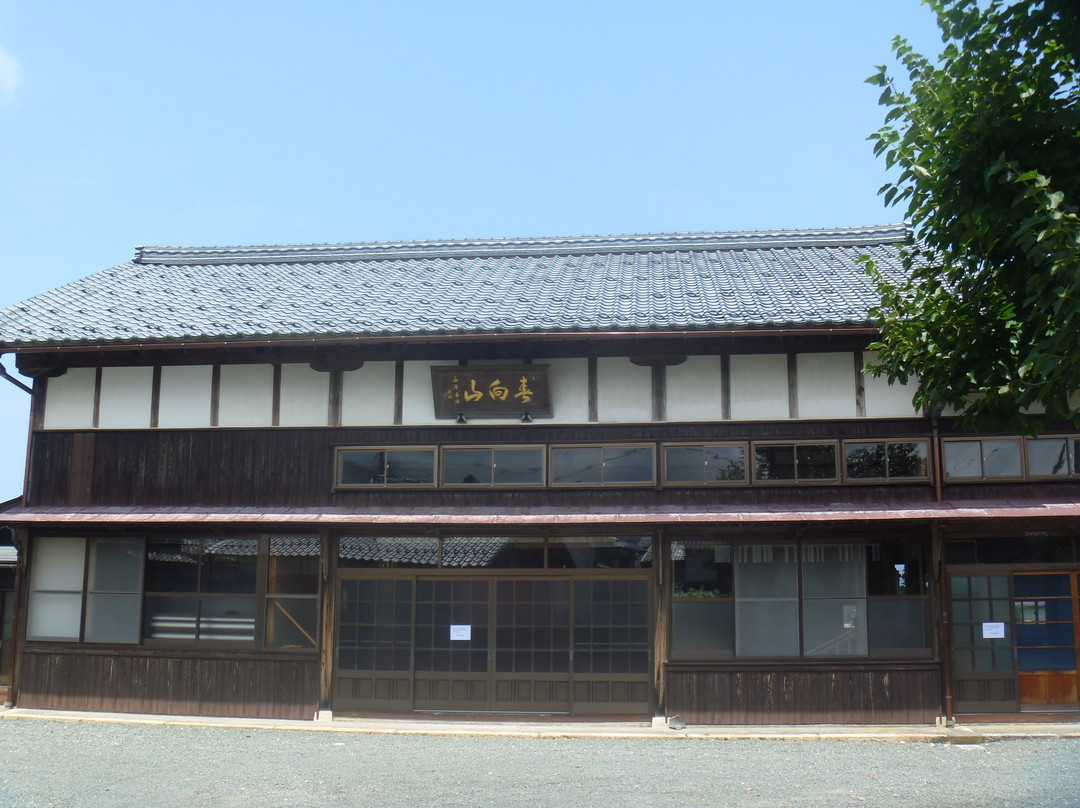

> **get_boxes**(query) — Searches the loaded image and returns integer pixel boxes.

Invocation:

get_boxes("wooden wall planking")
[18,649,320,720]
[664,665,942,724]
[26,420,960,510]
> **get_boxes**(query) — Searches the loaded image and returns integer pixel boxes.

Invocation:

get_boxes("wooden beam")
[588,357,598,423]
[787,354,798,420]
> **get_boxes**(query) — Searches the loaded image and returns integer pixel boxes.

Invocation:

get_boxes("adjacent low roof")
[0,224,911,349]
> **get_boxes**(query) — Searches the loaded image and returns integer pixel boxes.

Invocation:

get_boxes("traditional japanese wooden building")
[1,224,1078,724]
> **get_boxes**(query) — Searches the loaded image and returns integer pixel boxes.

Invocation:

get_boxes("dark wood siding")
[26,421,961,509]
[664,662,942,724]
[18,647,320,720]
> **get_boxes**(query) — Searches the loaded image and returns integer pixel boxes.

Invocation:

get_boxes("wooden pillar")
[319,530,337,717]
[652,529,668,719]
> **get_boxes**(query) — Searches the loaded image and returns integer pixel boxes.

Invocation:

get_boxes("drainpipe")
[929,406,944,504]
[0,362,31,395]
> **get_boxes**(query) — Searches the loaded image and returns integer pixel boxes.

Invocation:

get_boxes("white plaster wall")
[862,351,921,418]
[42,367,97,429]
[401,360,458,424]
[218,364,274,427]
[279,363,330,426]
[158,365,213,428]
[729,354,789,420]
[797,352,856,419]
[538,358,589,424]
[341,362,396,426]
[98,366,154,429]
[597,357,652,423]
[666,356,724,422]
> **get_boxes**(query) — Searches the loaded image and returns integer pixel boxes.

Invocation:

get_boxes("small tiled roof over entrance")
[0,224,911,348]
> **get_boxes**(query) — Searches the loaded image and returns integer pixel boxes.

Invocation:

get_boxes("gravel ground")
[0,720,1077,808]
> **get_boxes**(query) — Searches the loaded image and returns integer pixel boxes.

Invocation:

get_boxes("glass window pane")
[665,446,704,483]
[705,445,746,482]
[797,444,836,480]
[385,450,435,484]
[845,443,886,479]
[145,538,199,593]
[735,600,799,656]
[888,442,928,478]
[754,445,795,481]
[944,441,982,478]
[85,593,142,643]
[867,538,926,596]
[443,536,544,569]
[492,449,543,485]
[803,543,865,598]
[30,537,86,592]
[266,598,318,649]
[1026,439,1070,477]
[548,536,651,569]
[868,599,931,653]
[671,601,734,660]
[552,447,603,484]
[268,537,320,594]
[199,596,256,643]
[982,440,1021,477]
[803,599,867,656]
[88,540,143,593]
[338,450,385,485]
[672,542,733,598]
[603,447,653,483]
[1018,647,1076,672]
[27,592,83,640]
[201,539,258,594]
[338,536,439,569]
[443,449,493,485]
[1015,574,1072,598]
[143,596,197,641]
[736,544,798,598]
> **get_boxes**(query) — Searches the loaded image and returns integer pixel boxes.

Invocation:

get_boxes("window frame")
[841,439,932,483]
[750,441,839,484]
[335,446,438,489]
[440,444,546,488]
[24,533,322,654]
[942,437,1025,481]
[661,442,749,487]
[668,535,933,662]
[548,443,657,487]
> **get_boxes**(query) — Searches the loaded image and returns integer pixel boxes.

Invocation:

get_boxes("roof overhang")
[3,500,1079,529]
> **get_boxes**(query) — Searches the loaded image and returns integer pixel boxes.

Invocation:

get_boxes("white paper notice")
[982,622,1005,639]
[450,625,472,641]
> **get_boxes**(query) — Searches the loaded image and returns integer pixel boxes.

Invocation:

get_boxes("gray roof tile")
[0,224,911,347]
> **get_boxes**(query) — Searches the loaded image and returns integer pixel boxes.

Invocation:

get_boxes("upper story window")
[549,445,655,486]
[337,448,437,487]
[843,440,930,482]
[442,446,544,487]
[752,442,838,483]
[662,443,748,485]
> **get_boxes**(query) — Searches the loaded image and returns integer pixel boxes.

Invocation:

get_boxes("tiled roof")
[0,224,911,348]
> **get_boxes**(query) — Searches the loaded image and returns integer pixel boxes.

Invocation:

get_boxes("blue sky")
[0,1,945,500]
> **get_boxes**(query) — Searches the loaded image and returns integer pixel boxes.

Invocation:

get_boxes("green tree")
[864,0,1080,431]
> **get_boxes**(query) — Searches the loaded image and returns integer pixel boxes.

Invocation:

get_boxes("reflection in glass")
[982,440,1021,477]
[944,441,982,478]
[552,447,603,484]
[845,442,886,479]
[1026,438,1070,477]
[492,448,544,485]
[797,445,837,479]
[754,445,795,481]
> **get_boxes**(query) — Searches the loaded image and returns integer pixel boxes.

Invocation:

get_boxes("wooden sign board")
[432,365,552,419]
